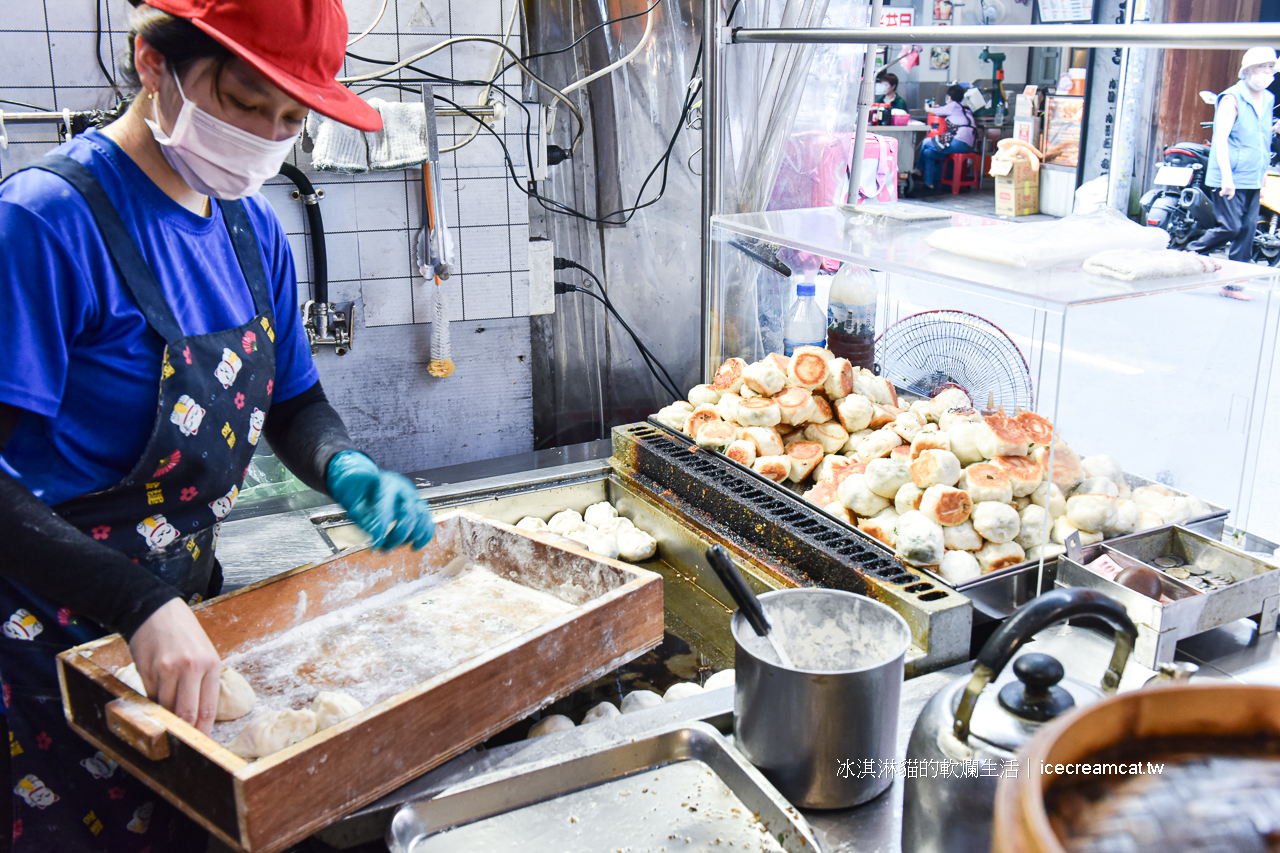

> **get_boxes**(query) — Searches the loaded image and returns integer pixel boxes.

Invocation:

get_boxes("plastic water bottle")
[826,262,877,369]
[784,277,826,356]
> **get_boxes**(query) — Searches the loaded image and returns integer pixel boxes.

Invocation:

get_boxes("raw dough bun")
[786,441,825,482]
[116,663,147,696]
[841,429,874,455]
[1031,482,1067,519]
[836,394,875,432]
[1136,510,1164,532]
[1013,495,1032,512]
[787,351,829,391]
[597,516,635,537]
[653,406,691,431]
[737,397,782,428]
[753,455,792,483]
[1066,494,1117,534]
[824,502,855,525]
[581,701,621,725]
[1074,477,1119,498]
[217,668,256,722]
[528,714,575,738]
[663,682,705,702]
[725,440,757,467]
[740,385,761,399]
[895,511,945,567]
[976,415,1030,459]
[865,458,912,499]
[972,501,1021,544]
[516,516,548,531]
[895,482,925,515]
[567,529,621,559]
[744,426,785,458]
[1164,495,1210,525]
[1051,515,1103,547]
[743,359,787,396]
[939,550,982,584]
[891,412,926,443]
[713,358,747,394]
[975,540,1026,574]
[961,464,1014,505]
[548,509,586,535]
[911,429,951,459]
[838,473,891,518]
[939,406,983,433]
[1106,499,1140,538]
[946,420,985,467]
[621,690,665,714]
[228,709,317,759]
[1081,454,1124,486]
[704,669,736,691]
[311,691,362,730]
[992,456,1043,497]
[1014,504,1050,552]
[804,422,849,454]
[911,449,961,488]
[854,427,903,464]
[943,520,983,551]
[859,508,899,548]
[583,502,618,528]
[1027,543,1067,562]
[929,388,972,422]
[688,384,722,406]
[617,528,657,562]
[823,358,855,400]
[695,420,738,451]
[920,485,974,526]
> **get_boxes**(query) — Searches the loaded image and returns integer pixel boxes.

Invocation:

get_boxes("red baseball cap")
[132,0,382,131]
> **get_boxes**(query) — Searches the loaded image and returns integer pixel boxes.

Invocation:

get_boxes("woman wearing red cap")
[0,2,433,848]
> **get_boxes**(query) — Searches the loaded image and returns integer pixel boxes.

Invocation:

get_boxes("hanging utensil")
[704,545,794,669]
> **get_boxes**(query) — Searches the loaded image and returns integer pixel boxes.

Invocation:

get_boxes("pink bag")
[853,133,899,205]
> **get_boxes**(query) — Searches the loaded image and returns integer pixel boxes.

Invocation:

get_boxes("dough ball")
[961,464,1014,505]
[528,714,575,738]
[581,701,621,725]
[737,397,782,428]
[859,508,899,548]
[804,422,849,454]
[1074,477,1119,498]
[824,502,855,525]
[597,516,635,537]
[688,384,722,406]
[1031,444,1085,494]
[713,357,747,394]
[929,388,972,422]
[865,458,912,499]
[920,485,974,527]
[312,691,362,730]
[895,482,925,515]
[1136,510,1164,532]
[786,441,825,482]
[775,387,818,426]
[704,669,736,691]
[1032,481,1067,519]
[891,412,926,443]
[744,426,785,458]
[852,370,895,406]
[992,456,1043,498]
[838,473,891,518]
[1081,454,1124,486]
[548,510,586,536]
[1013,495,1032,512]
[814,454,854,483]
[752,455,792,483]
[895,511,945,567]
[217,667,256,722]
[713,394,743,425]
[911,449,961,488]
[947,420,986,466]
[567,529,621,559]
[663,682,705,703]
[115,663,147,697]
[939,550,982,584]
[1105,500,1140,537]
[943,520,983,551]
[620,690,665,714]
[583,502,618,528]
[787,351,829,391]
[1066,494,1118,534]
[1162,495,1209,525]
[976,415,1030,459]
[1051,515,1103,547]
[823,358,856,400]
[803,480,839,508]
[743,360,787,396]
[652,405,691,431]
[939,406,982,432]
[911,429,951,459]
[695,420,738,451]
[1015,504,1049,552]
[854,427,903,464]
[683,404,722,439]
[1027,543,1066,562]
[975,540,1026,574]
[516,516,548,531]
[836,394,875,432]
[972,501,1021,544]
[617,528,657,562]
[228,709,317,759]
[726,440,757,467]
[841,428,874,455]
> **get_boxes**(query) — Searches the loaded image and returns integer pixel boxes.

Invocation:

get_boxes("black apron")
[0,154,276,851]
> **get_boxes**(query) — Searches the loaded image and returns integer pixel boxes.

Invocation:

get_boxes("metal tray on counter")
[1056,525,1280,667]
[387,722,821,853]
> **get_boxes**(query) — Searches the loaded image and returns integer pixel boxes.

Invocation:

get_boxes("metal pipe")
[700,0,719,381]
[0,106,497,123]
[848,0,885,213]
[731,22,1280,48]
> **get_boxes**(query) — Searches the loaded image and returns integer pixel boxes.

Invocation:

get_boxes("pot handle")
[953,588,1137,742]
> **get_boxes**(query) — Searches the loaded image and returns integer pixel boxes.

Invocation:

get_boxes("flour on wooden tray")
[213,564,576,746]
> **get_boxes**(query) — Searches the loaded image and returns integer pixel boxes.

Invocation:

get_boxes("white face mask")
[145,70,298,200]
[874,82,887,96]
[1248,70,1276,92]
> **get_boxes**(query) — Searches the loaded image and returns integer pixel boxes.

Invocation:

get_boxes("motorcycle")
[1252,145,1280,265]
[1139,90,1218,249]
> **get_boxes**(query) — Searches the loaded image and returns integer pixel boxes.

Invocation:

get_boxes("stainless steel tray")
[387,722,821,853]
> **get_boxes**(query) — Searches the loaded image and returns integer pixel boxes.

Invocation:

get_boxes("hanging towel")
[367,98,430,170]
[306,112,368,173]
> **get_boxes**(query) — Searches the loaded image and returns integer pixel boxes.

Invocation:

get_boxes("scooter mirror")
[1199,90,1217,104]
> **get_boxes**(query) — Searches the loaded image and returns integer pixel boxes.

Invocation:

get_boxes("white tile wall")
[0,0,534,329]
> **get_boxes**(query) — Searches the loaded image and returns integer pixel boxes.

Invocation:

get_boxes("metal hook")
[0,110,7,151]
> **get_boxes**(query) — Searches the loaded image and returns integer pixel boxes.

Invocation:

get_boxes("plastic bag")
[925,208,1170,268]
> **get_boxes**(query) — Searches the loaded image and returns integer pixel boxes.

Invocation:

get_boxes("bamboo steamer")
[992,684,1280,853]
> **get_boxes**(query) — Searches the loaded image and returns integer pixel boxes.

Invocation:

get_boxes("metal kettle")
[901,588,1138,853]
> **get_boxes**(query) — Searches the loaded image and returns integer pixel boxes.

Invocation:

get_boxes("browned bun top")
[740,397,778,412]
[983,415,1030,446]
[787,440,824,461]
[1014,410,1055,445]
[993,456,1040,480]
[774,386,811,407]
[791,352,828,386]
[713,358,745,390]
[967,463,1011,487]
[933,488,973,524]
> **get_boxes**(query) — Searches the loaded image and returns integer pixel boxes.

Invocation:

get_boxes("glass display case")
[707,205,1280,543]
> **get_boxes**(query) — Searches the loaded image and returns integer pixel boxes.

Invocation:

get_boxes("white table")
[868,121,931,173]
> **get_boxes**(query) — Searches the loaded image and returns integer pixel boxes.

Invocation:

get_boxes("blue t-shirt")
[1206,79,1275,190]
[0,129,318,506]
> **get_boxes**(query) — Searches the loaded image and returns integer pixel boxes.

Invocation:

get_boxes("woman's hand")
[127,598,222,734]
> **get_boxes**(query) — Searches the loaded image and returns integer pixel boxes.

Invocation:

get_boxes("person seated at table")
[875,72,908,111]
[914,84,976,192]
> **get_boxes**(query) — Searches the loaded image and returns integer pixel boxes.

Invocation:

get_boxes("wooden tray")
[57,511,664,853]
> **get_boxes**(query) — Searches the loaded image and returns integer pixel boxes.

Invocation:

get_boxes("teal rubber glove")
[326,451,435,551]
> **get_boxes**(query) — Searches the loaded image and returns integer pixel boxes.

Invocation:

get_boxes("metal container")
[732,589,912,808]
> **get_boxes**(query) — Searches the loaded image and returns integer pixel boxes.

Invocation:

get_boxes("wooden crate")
[57,511,663,853]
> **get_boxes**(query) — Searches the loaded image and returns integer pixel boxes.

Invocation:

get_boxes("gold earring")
[147,90,155,100]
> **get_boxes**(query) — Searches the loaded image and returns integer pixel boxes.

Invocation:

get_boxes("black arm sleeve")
[262,380,360,494]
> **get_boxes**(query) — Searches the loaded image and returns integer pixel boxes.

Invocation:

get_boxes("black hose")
[275,162,328,306]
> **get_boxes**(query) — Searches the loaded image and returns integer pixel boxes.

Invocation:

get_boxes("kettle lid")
[957,652,1101,752]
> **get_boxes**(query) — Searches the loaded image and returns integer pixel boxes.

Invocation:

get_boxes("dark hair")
[118,8,233,94]
[877,72,899,90]
[946,84,967,103]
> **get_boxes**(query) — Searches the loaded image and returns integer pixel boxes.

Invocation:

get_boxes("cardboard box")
[1015,85,1038,117]
[992,160,1040,216]
[1013,116,1040,149]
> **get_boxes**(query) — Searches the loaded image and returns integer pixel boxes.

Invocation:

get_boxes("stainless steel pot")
[901,588,1138,853]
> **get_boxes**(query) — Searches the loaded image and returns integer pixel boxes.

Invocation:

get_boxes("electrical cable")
[515,0,664,71]
[347,0,389,47]
[96,0,122,101]
[0,97,51,110]
[561,0,658,96]
[558,281,680,401]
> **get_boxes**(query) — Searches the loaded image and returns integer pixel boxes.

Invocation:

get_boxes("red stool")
[941,152,981,194]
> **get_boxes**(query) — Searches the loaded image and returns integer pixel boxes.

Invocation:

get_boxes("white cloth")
[306,112,368,173]
[367,99,430,170]
[1082,249,1221,281]
[925,209,1170,268]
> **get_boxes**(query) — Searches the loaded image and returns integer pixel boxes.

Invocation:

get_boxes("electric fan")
[874,310,1034,412]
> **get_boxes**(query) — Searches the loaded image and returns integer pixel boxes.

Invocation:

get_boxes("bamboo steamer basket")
[991,684,1280,853]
